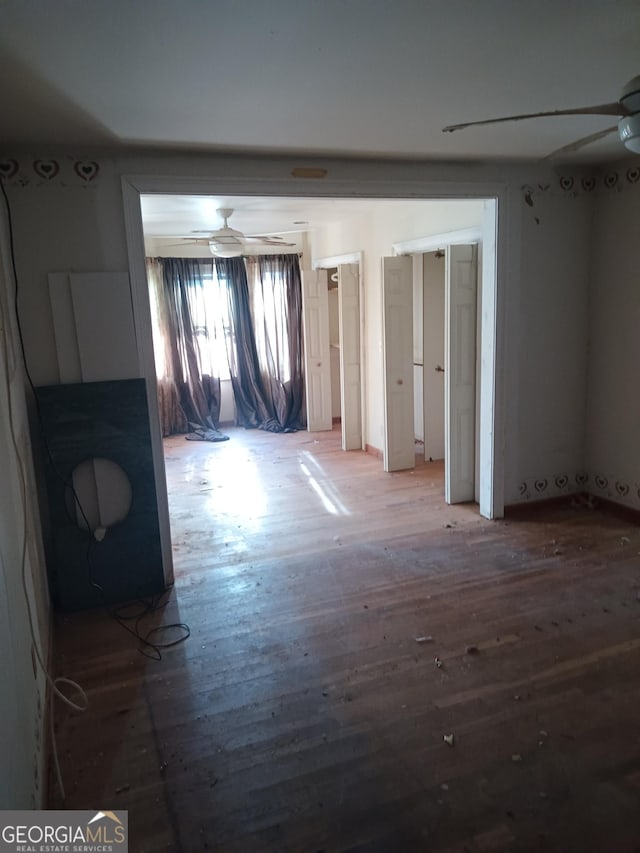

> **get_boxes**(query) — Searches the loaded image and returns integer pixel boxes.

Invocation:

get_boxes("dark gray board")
[35,378,165,610]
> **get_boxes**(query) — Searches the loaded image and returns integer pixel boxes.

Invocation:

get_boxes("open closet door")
[301,269,332,432]
[445,244,478,503]
[338,263,362,450]
[382,256,414,472]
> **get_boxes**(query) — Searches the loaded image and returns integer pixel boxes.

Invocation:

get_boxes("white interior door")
[422,251,446,461]
[338,263,362,450]
[302,269,332,432]
[382,256,414,472]
[445,244,478,503]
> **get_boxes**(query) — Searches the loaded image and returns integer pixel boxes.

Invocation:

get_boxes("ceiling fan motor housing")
[619,76,640,153]
[209,230,244,246]
[208,207,245,255]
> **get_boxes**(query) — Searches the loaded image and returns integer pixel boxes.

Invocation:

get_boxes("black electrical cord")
[0,176,189,660]
[111,586,190,661]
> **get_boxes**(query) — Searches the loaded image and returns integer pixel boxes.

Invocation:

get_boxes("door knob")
[397,379,403,385]
[435,365,445,373]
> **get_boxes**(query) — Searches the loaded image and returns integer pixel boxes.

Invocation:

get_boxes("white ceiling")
[1,1,638,163]
[141,195,484,255]
[142,195,392,238]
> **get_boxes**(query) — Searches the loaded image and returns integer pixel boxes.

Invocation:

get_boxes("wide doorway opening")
[128,188,501,586]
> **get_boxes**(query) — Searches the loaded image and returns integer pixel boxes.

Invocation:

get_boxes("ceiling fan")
[443,75,640,158]
[171,208,297,257]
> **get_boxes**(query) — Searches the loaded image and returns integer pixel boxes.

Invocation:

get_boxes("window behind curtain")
[189,267,232,381]
[250,267,291,383]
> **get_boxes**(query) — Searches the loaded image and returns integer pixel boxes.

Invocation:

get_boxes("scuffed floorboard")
[50,427,640,852]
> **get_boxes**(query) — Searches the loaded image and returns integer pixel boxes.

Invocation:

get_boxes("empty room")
[1,2,640,851]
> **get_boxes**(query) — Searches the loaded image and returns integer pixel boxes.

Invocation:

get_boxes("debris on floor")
[185,426,229,442]
[466,644,479,655]
[443,733,455,747]
[511,753,523,763]
[435,656,443,669]
[415,635,433,644]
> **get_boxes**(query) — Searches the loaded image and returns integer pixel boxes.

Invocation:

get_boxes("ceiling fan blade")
[443,102,624,133]
[544,125,619,160]
[244,235,297,246]
[161,238,209,246]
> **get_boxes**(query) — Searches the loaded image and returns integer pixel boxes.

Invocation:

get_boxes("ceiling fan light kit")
[209,242,243,258]
[619,114,640,153]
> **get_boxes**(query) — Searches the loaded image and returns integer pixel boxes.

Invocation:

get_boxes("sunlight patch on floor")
[201,440,267,532]
[300,450,350,516]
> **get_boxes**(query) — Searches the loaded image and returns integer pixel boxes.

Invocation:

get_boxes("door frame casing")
[400,237,480,505]
[444,243,478,504]
[312,251,365,450]
[392,209,500,520]
[122,176,507,585]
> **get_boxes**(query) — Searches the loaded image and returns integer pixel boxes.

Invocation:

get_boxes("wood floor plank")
[49,426,640,852]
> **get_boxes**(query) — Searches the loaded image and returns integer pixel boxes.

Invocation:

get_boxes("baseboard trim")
[504,493,583,516]
[365,443,383,461]
[505,491,640,525]
[594,495,640,525]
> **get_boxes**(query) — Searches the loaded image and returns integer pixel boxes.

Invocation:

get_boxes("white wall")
[219,379,235,425]
[585,163,640,508]
[311,200,486,454]
[0,222,48,808]
[504,184,593,504]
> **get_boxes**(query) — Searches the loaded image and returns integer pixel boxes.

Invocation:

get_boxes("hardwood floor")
[50,427,640,852]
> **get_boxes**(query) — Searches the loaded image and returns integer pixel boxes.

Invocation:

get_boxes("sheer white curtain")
[147,257,187,435]
[245,257,291,383]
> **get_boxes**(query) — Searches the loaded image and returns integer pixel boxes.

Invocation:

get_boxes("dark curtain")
[149,254,306,435]
[216,256,270,428]
[157,258,222,433]
[246,254,305,430]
